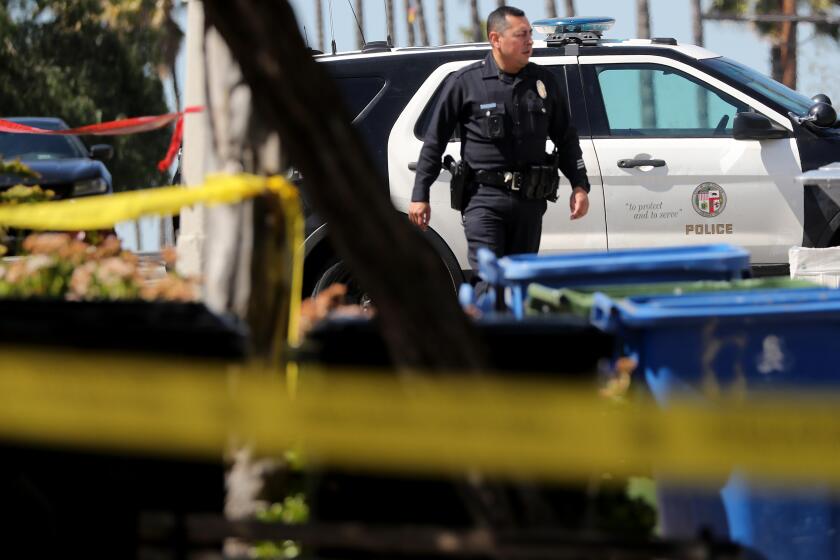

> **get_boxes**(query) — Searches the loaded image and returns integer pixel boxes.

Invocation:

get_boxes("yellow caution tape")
[0,173,305,392]
[3,345,840,487]
[0,173,295,231]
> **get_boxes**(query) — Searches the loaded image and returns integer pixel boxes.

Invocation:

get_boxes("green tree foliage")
[0,0,180,191]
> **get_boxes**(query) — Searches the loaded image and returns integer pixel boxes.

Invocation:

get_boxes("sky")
[280,0,840,104]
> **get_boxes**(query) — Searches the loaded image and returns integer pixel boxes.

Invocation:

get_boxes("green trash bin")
[525,277,818,317]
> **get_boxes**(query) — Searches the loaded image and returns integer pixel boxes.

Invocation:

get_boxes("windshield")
[702,57,813,116]
[0,132,87,161]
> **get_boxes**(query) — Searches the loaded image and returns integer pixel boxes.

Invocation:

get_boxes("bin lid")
[591,287,840,331]
[484,244,750,282]
[797,162,840,187]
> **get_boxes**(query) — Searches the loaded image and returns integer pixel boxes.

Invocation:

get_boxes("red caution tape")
[0,106,203,136]
[0,106,203,173]
[157,112,186,172]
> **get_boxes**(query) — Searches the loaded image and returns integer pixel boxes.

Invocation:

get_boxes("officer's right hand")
[409,202,431,231]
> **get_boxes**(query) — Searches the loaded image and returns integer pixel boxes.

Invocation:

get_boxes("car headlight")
[72,178,109,196]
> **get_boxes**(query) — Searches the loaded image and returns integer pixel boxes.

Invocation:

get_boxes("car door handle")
[408,162,417,171]
[617,158,666,168]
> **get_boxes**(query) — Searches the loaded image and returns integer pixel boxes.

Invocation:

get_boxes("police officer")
[408,5,589,273]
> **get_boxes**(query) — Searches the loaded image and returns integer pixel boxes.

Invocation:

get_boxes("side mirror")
[90,144,114,161]
[733,112,789,140]
[808,102,837,128]
[812,93,832,106]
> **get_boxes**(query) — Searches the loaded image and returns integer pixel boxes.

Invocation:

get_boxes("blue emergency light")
[532,16,615,46]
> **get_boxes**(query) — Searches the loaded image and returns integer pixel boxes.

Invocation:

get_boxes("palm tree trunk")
[544,0,557,19]
[564,0,575,17]
[636,0,656,129]
[469,0,482,42]
[437,0,446,44]
[780,0,797,89]
[355,0,364,49]
[636,0,651,38]
[416,0,429,46]
[691,0,703,47]
[315,0,325,51]
[405,0,416,46]
[691,0,707,128]
[386,0,395,45]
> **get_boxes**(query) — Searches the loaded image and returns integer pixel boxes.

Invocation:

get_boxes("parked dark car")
[0,117,113,198]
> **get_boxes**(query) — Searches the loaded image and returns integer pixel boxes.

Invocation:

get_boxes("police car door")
[390,56,606,273]
[580,56,802,265]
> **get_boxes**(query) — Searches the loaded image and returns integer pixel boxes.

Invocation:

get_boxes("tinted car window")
[414,76,458,141]
[703,57,812,116]
[334,76,386,121]
[595,64,749,137]
[0,133,86,160]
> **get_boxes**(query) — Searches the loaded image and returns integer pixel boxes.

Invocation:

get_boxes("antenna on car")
[346,0,366,47]
[328,0,337,55]
[303,26,310,48]
[383,0,393,47]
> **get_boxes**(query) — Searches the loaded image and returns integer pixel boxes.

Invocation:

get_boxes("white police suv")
[305,17,840,300]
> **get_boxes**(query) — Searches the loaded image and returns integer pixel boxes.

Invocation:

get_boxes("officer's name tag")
[480,103,497,110]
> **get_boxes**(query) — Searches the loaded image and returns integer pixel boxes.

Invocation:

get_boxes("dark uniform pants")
[463,183,548,273]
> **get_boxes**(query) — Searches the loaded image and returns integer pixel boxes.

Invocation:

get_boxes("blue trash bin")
[591,287,840,560]
[477,244,751,318]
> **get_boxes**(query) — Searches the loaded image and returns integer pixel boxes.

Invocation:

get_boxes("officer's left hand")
[570,187,589,220]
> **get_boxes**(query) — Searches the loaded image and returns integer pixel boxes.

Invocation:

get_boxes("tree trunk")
[636,0,656,129]
[355,0,364,49]
[201,0,487,371]
[691,0,703,47]
[636,0,650,38]
[315,0,325,52]
[691,0,707,128]
[469,0,482,42]
[564,0,575,17]
[386,0,395,45]
[544,0,557,19]
[416,0,429,46]
[437,0,446,45]
[405,0,416,46]
[780,0,797,89]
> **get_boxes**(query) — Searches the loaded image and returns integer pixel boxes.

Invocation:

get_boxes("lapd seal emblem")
[536,79,547,99]
[692,182,727,218]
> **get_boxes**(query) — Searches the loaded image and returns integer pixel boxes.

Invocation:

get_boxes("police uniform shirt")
[412,52,590,202]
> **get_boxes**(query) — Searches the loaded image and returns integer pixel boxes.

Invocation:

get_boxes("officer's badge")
[536,79,547,99]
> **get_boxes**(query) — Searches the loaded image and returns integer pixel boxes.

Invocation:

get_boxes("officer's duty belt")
[474,169,526,192]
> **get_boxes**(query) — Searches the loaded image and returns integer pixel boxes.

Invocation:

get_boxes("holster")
[444,155,471,211]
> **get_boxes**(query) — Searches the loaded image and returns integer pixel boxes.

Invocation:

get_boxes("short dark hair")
[487,6,526,37]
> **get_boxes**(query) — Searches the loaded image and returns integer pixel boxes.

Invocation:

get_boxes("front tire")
[311,261,373,309]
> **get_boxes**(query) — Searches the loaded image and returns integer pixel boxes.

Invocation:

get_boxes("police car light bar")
[532,16,615,46]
